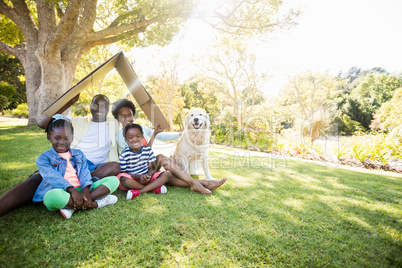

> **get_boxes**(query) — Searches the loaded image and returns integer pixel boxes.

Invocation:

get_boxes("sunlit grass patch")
[0,121,401,267]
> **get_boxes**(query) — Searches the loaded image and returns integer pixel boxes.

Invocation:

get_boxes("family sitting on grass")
[0,95,226,219]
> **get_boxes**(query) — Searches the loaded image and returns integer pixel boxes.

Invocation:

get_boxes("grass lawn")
[0,117,401,267]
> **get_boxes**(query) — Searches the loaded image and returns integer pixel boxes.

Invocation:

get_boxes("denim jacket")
[33,147,93,202]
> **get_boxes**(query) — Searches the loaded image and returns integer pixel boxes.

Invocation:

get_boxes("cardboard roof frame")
[43,51,170,130]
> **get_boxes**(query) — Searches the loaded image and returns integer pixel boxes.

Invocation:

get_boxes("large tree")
[280,71,343,140]
[145,55,185,129]
[0,0,298,124]
[198,36,269,124]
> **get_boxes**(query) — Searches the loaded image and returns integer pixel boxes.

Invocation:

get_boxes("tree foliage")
[281,71,343,120]
[370,87,402,132]
[280,71,343,140]
[180,79,221,121]
[351,73,402,110]
[0,52,26,109]
[331,114,364,136]
[340,96,370,130]
[0,94,9,114]
[196,0,299,35]
[198,36,268,124]
[341,73,402,129]
[0,0,298,124]
[145,56,185,130]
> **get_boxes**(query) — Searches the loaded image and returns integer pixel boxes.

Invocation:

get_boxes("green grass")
[0,118,401,267]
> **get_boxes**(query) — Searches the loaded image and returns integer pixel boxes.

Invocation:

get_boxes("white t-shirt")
[74,121,110,165]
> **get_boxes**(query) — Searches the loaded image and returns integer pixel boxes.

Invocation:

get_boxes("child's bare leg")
[91,162,121,178]
[164,176,226,191]
[120,176,145,190]
[165,176,191,187]
[88,185,111,207]
[137,172,170,193]
[0,172,42,217]
[156,154,211,195]
[198,178,227,191]
[64,185,113,209]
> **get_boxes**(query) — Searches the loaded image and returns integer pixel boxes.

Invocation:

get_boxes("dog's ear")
[184,111,191,129]
[206,113,210,129]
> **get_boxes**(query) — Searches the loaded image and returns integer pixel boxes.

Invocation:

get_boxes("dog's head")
[185,108,210,131]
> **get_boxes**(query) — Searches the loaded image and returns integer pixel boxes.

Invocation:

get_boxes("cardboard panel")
[43,52,123,116]
[41,52,170,130]
[115,55,170,130]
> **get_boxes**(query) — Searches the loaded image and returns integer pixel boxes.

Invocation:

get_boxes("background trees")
[338,72,402,131]
[0,0,297,124]
[197,37,268,125]
[279,71,343,140]
[180,79,221,121]
[0,0,194,123]
[0,52,25,110]
[371,88,402,132]
[145,56,185,129]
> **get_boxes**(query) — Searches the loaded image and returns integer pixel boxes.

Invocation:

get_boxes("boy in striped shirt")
[119,123,219,199]
[118,124,168,199]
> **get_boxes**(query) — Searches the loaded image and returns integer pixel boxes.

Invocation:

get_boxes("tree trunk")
[24,51,78,125]
[23,53,42,125]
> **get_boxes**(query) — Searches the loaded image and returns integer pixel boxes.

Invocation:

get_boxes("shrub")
[11,103,28,118]
[72,103,89,116]
[211,122,276,151]
[3,109,12,116]
[352,144,369,162]
[332,114,364,135]
[370,88,402,132]
[0,95,9,114]
[350,133,402,164]
[333,143,348,160]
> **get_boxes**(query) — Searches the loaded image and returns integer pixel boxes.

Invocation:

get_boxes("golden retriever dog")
[173,108,214,180]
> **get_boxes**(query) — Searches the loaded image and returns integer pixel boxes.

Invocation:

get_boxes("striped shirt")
[119,146,156,175]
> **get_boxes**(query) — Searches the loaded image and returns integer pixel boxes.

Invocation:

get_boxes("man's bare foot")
[201,178,227,191]
[190,181,211,195]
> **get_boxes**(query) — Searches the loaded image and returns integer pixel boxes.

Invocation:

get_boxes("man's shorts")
[87,159,101,172]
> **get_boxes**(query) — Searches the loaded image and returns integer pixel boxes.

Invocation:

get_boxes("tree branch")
[84,27,147,49]
[0,41,19,57]
[1,0,38,40]
[50,0,83,48]
[86,16,166,43]
[76,0,97,34]
[36,0,58,43]
[215,11,279,31]
[108,9,141,28]
[0,1,15,18]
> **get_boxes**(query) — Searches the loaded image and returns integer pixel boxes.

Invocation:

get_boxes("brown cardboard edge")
[42,51,170,130]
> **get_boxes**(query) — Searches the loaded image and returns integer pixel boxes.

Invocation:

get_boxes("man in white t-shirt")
[67,94,120,176]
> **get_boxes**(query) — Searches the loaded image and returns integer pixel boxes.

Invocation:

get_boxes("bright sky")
[130,0,402,97]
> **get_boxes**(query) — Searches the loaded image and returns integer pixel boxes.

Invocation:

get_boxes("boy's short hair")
[45,118,74,138]
[111,98,136,120]
[123,123,143,138]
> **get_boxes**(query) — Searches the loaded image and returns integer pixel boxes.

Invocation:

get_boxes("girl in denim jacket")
[32,115,120,219]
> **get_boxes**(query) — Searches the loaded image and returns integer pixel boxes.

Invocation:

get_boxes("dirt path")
[0,116,28,126]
